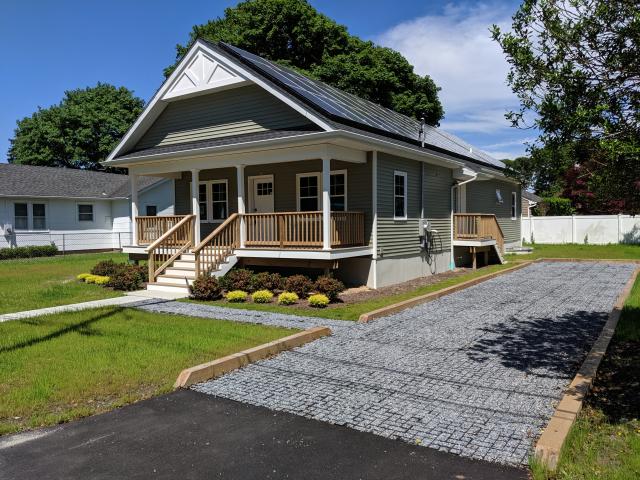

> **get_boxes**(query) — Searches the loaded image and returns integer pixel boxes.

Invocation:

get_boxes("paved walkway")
[192,262,636,465]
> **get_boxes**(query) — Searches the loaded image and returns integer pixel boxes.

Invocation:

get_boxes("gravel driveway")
[190,261,635,465]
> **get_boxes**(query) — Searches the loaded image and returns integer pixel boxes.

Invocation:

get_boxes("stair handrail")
[193,213,240,276]
[146,214,195,283]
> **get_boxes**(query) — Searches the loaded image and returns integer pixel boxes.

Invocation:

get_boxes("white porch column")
[322,157,331,250]
[236,165,246,248]
[191,169,201,242]
[130,173,139,246]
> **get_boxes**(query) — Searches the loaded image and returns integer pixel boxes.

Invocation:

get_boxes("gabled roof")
[522,190,542,202]
[0,163,163,199]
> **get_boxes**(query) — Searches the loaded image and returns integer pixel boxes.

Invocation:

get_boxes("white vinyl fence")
[521,215,640,244]
[1,231,133,252]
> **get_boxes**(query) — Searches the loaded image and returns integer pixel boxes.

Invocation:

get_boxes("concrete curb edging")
[174,326,331,389]
[357,261,534,323]
[534,266,640,470]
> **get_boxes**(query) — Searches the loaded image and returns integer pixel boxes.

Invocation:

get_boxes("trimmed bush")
[251,289,274,303]
[92,275,110,286]
[250,272,284,292]
[189,274,223,300]
[90,260,121,277]
[77,273,92,281]
[220,268,253,292]
[0,244,58,260]
[84,275,98,284]
[308,293,329,308]
[226,290,248,303]
[284,274,313,298]
[277,291,299,305]
[313,276,345,301]
[107,268,144,291]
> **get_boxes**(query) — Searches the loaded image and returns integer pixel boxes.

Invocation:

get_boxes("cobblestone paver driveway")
[193,262,636,465]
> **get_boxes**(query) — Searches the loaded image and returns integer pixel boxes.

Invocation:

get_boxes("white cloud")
[375,3,530,149]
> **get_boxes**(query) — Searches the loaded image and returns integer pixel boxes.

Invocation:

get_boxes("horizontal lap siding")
[377,153,422,257]
[423,165,452,251]
[466,179,521,244]
[135,85,313,150]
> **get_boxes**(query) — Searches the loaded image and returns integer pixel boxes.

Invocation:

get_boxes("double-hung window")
[298,174,320,211]
[14,203,28,230]
[511,192,517,219]
[197,180,228,222]
[394,171,407,220]
[78,204,94,222]
[32,204,47,230]
[330,171,347,211]
[198,183,208,220]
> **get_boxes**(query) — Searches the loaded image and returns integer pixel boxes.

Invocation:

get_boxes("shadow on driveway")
[0,390,527,480]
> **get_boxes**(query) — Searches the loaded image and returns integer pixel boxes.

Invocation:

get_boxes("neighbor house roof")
[0,163,162,199]
[522,190,542,203]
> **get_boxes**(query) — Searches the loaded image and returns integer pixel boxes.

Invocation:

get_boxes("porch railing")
[243,211,365,249]
[136,215,187,245]
[146,215,195,283]
[193,213,240,276]
[453,213,505,253]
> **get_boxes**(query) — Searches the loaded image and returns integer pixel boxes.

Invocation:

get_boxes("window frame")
[194,179,229,223]
[511,191,517,219]
[13,202,29,231]
[77,203,95,223]
[31,203,47,230]
[295,170,349,212]
[296,172,321,212]
[329,169,348,211]
[393,170,408,221]
[13,201,48,231]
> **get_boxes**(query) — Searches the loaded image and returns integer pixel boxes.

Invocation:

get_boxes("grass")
[0,252,128,314]
[0,307,297,435]
[189,263,516,321]
[531,250,640,480]
[506,243,640,261]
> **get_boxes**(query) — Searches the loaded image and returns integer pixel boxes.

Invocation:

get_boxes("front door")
[249,175,274,213]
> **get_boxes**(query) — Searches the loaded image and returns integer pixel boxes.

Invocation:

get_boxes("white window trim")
[511,191,517,220]
[194,179,229,223]
[295,170,348,212]
[393,170,408,221]
[12,201,49,232]
[77,203,95,223]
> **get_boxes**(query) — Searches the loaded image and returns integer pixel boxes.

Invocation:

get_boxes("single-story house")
[522,190,542,217]
[104,40,522,293]
[0,163,173,252]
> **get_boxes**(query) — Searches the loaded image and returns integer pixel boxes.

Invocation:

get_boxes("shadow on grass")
[0,308,122,354]
[466,310,608,379]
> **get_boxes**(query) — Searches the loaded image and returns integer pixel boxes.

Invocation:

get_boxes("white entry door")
[249,175,275,213]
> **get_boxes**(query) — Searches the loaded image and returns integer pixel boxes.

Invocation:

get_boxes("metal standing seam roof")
[0,163,162,199]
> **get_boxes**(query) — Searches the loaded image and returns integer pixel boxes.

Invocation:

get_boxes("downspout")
[450,175,478,269]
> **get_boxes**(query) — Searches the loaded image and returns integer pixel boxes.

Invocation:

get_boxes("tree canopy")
[492,0,640,213]
[168,0,444,124]
[8,83,144,171]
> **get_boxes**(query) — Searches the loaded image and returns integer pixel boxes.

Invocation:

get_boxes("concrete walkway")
[193,261,637,465]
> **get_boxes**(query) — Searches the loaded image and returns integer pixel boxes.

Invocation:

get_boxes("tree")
[492,0,640,213]
[168,0,443,125]
[8,83,144,171]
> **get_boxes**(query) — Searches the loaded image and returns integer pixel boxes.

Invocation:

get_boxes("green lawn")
[0,252,128,314]
[189,263,516,321]
[506,243,640,261]
[0,307,296,435]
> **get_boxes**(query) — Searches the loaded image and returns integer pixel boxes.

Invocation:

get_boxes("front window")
[394,171,407,219]
[145,205,157,216]
[298,174,319,211]
[511,192,517,219]
[211,181,228,220]
[32,203,46,230]
[198,183,208,220]
[14,203,28,230]
[330,172,346,211]
[78,204,94,222]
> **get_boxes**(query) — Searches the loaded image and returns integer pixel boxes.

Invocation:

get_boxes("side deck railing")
[136,215,187,245]
[453,213,505,253]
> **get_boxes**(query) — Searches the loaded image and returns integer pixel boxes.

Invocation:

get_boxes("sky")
[0,0,531,163]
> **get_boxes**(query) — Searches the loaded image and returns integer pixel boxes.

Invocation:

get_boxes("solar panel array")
[220,42,504,169]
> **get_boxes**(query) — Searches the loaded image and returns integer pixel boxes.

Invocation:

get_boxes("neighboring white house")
[0,164,174,251]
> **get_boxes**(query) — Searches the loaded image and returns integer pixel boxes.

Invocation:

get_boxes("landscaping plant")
[220,268,254,291]
[308,293,329,308]
[284,274,313,298]
[90,259,122,277]
[250,271,284,292]
[277,291,299,305]
[251,289,274,303]
[0,244,58,260]
[226,290,248,303]
[107,268,144,291]
[314,276,345,301]
[189,274,223,300]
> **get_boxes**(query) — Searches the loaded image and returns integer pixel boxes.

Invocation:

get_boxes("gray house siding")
[466,179,521,244]
[423,164,453,251]
[135,85,313,150]
[376,153,422,257]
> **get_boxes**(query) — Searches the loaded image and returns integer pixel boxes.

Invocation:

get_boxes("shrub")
[77,273,92,281]
[251,289,273,303]
[284,274,313,297]
[90,260,121,277]
[277,291,299,305]
[226,290,248,303]
[0,244,58,260]
[535,197,575,216]
[107,268,144,291]
[84,275,98,284]
[189,274,223,300]
[308,293,329,308]
[220,268,253,291]
[92,275,110,285]
[313,276,345,301]
[250,272,284,292]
